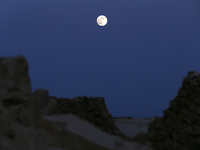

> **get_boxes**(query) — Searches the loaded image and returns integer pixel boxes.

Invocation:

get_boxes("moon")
[97,15,108,26]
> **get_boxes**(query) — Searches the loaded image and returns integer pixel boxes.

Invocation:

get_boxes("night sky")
[0,0,200,118]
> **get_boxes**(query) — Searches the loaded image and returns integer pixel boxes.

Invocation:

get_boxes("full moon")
[97,15,108,26]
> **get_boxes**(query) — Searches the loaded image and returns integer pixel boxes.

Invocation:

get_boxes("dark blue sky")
[0,0,200,117]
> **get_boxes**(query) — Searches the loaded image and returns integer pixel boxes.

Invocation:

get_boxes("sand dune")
[115,118,154,138]
[45,114,153,150]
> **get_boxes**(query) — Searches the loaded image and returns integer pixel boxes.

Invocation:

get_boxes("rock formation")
[51,96,124,137]
[5,55,200,150]
[0,55,141,150]
[141,71,200,150]
[0,56,31,99]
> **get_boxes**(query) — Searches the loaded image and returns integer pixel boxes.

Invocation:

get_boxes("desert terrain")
[1,56,200,150]
[114,118,154,138]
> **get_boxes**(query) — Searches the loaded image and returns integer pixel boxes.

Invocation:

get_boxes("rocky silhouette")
[0,56,151,150]
[52,96,124,137]
[0,56,31,99]
[1,55,199,150]
[135,71,200,150]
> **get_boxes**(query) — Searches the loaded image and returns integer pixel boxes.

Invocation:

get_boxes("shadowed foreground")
[0,56,199,150]
[0,56,151,150]
[135,71,200,150]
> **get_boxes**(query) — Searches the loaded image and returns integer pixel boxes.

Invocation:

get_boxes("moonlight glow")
[97,15,108,26]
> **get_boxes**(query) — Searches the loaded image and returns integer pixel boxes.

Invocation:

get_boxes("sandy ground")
[45,115,153,150]
[114,118,154,138]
